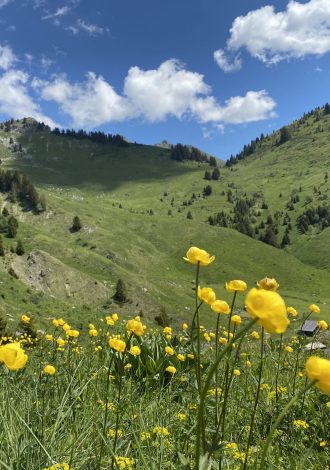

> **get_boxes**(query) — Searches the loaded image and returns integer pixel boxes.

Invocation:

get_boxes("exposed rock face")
[10,250,109,303]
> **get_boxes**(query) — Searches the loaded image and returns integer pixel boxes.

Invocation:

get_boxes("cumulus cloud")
[38,59,276,127]
[0,69,56,127]
[0,44,16,70]
[214,49,242,73]
[40,72,132,127]
[216,0,330,70]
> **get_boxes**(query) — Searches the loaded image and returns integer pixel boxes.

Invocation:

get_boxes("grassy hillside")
[0,112,329,330]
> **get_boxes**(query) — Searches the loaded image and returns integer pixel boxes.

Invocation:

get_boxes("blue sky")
[0,0,329,158]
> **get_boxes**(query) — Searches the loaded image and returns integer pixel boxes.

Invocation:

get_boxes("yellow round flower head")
[251,330,260,339]
[225,280,247,293]
[318,320,328,331]
[231,315,242,325]
[0,342,28,371]
[233,369,241,376]
[43,364,56,375]
[129,346,141,356]
[211,300,230,315]
[89,329,98,337]
[285,346,293,353]
[257,277,279,291]
[287,307,298,317]
[166,366,176,374]
[177,354,185,362]
[182,323,189,331]
[183,247,215,266]
[109,337,126,353]
[198,286,216,305]
[165,346,174,356]
[21,314,31,325]
[306,356,330,394]
[126,319,145,336]
[309,304,320,314]
[245,288,289,334]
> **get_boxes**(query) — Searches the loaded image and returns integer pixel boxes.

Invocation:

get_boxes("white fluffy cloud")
[0,44,16,70]
[0,69,56,127]
[216,0,330,71]
[39,59,276,127]
[213,49,242,73]
[40,72,132,127]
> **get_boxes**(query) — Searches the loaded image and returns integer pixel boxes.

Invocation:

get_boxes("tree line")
[52,128,129,147]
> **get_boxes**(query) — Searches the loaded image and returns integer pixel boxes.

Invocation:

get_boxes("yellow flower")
[204,333,211,342]
[320,440,327,447]
[219,337,228,344]
[251,331,260,340]
[257,277,279,291]
[108,428,123,438]
[306,356,330,394]
[114,456,134,469]
[177,354,185,362]
[287,307,298,317]
[285,346,293,353]
[182,323,189,331]
[231,315,242,325]
[165,346,174,355]
[198,286,216,305]
[57,318,65,326]
[187,353,194,359]
[45,334,53,341]
[89,329,98,337]
[67,329,80,338]
[0,343,28,371]
[183,246,215,266]
[129,346,141,356]
[112,313,119,322]
[225,280,247,293]
[245,288,289,334]
[163,326,172,335]
[43,365,56,375]
[309,304,320,314]
[21,314,31,325]
[166,366,176,374]
[126,319,145,336]
[56,338,66,347]
[233,369,241,376]
[176,413,187,421]
[106,318,114,326]
[153,426,169,436]
[318,320,328,330]
[293,420,309,429]
[326,401,330,408]
[211,300,230,315]
[62,323,71,332]
[109,337,126,353]
[52,319,59,328]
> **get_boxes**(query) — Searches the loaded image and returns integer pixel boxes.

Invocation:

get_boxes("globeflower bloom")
[0,342,28,371]
[43,365,56,375]
[257,277,279,291]
[285,346,293,353]
[231,315,242,325]
[198,287,216,305]
[225,280,247,293]
[245,288,289,334]
[126,318,145,336]
[129,346,141,356]
[287,307,298,317]
[306,356,330,394]
[109,337,126,352]
[165,346,174,356]
[318,320,328,330]
[211,300,230,315]
[183,246,215,266]
[309,304,320,314]
[21,314,31,325]
[166,366,176,374]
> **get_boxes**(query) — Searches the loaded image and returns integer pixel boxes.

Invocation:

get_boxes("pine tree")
[203,185,212,197]
[279,126,291,145]
[209,156,217,167]
[0,236,5,257]
[204,170,211,180]
[71,216,82,232]
[212,168,220,180]
[16,239,25,256]
[7,216,18,238]
[113,279,128,303]
[187,211,193,219]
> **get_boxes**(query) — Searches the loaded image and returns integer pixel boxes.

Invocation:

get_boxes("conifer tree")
[71,216,82,232]
[113,279,128,303]
[16,239,25,256]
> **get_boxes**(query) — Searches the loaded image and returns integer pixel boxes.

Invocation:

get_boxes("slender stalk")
[98,352,115,469]
[195,317,258,468]
[259,380,317,469]
[242,327,264,470]
[275,334,283,406]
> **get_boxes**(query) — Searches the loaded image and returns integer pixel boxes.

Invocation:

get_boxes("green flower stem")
[195,317,258,468]
[98,352,115,469]
[111,333,133,470]
[242,327,264,470]
[259,379,317,469]
[275,334,283,406]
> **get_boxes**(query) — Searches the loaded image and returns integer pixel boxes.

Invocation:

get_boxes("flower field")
[1,247,330,469]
